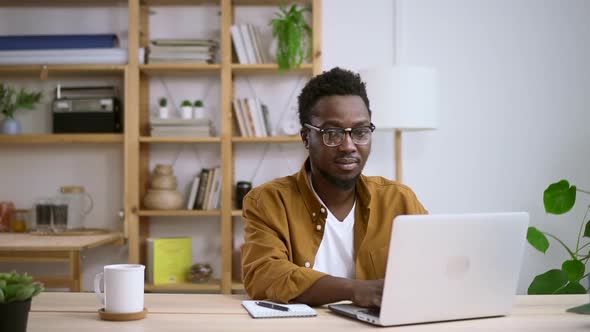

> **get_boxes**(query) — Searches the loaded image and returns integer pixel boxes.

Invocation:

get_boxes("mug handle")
[94,272,105,306]
[83,192,94,216]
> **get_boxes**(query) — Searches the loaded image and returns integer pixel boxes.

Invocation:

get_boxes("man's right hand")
[351,279,384,307]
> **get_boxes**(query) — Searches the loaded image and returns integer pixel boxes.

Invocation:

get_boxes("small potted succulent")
[180,100,193,119]
[0,83,43,134]
[0,271,44,332]
[193,100,205,119]
[158,97,169,119]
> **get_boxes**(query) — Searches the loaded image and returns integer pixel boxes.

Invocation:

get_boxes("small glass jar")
[10,210,30,233]
[34,197,53,233]
[236,181,252,209]
[51,196,69,233]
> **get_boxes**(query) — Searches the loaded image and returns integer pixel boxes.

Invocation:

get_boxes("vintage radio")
[52,86,122,133]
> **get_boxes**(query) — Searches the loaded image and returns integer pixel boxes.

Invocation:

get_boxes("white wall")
[394,0,590,293]
[2,1,589,295]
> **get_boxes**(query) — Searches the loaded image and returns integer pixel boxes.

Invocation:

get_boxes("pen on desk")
[256,301,290,312]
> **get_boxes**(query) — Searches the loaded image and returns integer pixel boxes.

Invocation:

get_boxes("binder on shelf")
[0,34,119,51]
[147,237,192,285]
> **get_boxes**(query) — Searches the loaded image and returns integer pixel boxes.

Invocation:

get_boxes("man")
[241,67,427,307]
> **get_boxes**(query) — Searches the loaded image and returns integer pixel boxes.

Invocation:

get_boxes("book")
[186,176,201,209]
[241,301,317,319]
[147,237,192,285]
[230,25,248,64]
[151,38,218,47]
[232,98,248,136]
[239,24,257,64]
[193,169,211,210]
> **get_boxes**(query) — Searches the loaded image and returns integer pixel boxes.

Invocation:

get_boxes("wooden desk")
[28,293,590,331]
[0,233,123,291]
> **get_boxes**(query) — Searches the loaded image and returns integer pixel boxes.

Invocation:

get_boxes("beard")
[317,166,360,190]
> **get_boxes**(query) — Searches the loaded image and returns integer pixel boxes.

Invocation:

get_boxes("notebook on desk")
[329,212,529,326]
[242,300,317,319]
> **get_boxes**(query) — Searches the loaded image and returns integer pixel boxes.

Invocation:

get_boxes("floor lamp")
[359,66,438,182]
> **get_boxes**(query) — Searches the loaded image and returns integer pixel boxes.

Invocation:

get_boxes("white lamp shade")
[359,66,438,131]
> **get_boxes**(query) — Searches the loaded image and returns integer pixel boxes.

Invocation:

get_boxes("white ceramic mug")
[94,264,145,313]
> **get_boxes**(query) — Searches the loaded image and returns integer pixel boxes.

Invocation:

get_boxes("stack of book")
[150,117,211,137]
[148,38,218,64]
[232,98,272,137]
[230,24,267,64]
[0,34,134,65]
[186,167,222,210]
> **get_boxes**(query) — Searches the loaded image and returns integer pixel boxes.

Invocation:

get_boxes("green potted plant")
[270,4,312,71]
[0,83,42,135]
[181,99,192,119]
[193,99,205,119]
[527,179,590,294]
[158,97,169,119]
[0,271,44,332]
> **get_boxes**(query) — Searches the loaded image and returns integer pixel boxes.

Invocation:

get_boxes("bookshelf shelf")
[231,210,242,217]
[139,63,221,76]
[0,64,126,78]
[0,0,126,7]
[0,134,123,144]
[231,63,313,75]
[139,136,221,143]
[232,136,301,143]
[144,280,244,292]
[233,0,311,5]
[138,210,222,217]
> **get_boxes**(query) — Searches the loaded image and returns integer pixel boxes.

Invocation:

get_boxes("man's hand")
[351,279,384,307]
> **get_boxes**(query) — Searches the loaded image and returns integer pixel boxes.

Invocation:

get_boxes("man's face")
[303,95,372,190]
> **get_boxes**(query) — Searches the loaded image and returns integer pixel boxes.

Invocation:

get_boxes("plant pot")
[181,106,192,119]
[0,298,32,332]
[1,118,22,135]
[158,107,169,119]
[193,106,205,119]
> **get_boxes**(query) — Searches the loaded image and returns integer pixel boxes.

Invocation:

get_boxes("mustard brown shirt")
[241,160,427,303]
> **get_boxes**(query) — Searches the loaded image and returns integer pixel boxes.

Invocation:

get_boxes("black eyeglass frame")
[304,123,376,147]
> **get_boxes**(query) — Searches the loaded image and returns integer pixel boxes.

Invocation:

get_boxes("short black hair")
[297,67,371,126]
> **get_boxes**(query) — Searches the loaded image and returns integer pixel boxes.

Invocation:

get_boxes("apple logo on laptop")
[446,256,470,279]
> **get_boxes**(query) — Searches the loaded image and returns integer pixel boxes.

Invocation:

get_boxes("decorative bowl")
[188,263,213,283]
[143,189,183,210]
[150,175,177,190]
[153,164,173,176]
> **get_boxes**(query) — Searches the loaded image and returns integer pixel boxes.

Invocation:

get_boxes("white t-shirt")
[308,174,356,278]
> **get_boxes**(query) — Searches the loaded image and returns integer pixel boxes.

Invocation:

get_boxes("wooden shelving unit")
[126,0,322,295]
[0,0,320,294]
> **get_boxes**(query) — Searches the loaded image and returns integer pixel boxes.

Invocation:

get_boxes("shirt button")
[316,224,322,231]
[320,207,326,213]
[304,262,311,268]
[312,212,316,217]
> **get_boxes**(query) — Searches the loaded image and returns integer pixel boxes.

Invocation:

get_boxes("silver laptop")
[328,212,529,326]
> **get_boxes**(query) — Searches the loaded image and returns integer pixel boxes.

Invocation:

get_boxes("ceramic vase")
[1,118,22,135]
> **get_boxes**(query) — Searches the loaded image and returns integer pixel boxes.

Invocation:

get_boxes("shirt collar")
[295,158,371,223]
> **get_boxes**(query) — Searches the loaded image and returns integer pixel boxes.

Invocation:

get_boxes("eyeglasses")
[304,123,376,147]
